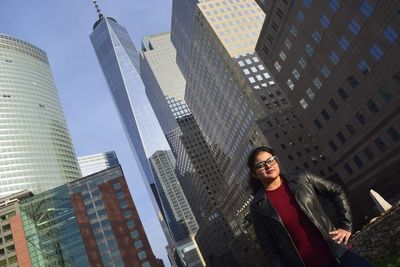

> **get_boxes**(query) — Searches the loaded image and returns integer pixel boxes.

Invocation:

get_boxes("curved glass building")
[0,33,81,196]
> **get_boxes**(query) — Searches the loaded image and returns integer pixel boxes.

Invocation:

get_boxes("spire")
[92,0,104,19]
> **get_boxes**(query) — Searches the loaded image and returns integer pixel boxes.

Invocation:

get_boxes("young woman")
[248,146,371,267]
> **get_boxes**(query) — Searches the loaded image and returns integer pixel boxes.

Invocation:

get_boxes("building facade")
[255,0,400,223]
[0,34,81,197]
[78,151,119,177]
[20,165,159,266]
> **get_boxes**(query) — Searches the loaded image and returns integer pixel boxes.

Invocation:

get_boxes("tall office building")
[78,151,119,177]
[255,0,400,224]
[20,165,159,266]
[140,33,237,266]
[0,34,81,197]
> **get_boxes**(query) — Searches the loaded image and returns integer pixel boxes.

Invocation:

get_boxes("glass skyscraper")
[0,34,81,197]
[78,151,119,177]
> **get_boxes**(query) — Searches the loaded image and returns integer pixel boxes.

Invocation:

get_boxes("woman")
[248,146,371,267]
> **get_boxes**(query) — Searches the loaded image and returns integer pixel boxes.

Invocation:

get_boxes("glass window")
[337,88,348,100]
[383,26,399,44]
[355,112,367,125]
[127,220,136,228]
[374,137,387,152]
[116,191,125,199]
[134,240,143,249]
[378,87,392,103]
[321,65,331,78]
[329,0,340,12]
[321,109,330,121]
[287,79,295,90]
[321,15,330,28]
[284,39,292,49]
[314,119,322,129]
[305,44,314,57]
[314,78,322,89]
[361,0,373,17]
[366,100,379,113]
[243,69,250,75]
[349,19,361,35]
[120,200,128,209]
[329,140,338,151]
[344,163,354,175]
[279,51,287,61]
[338,36,350,51]
[130,230,139,239]
[312,31,321,43]
[292,69,300,80]
[345,124,355,135]
[370,44,384,61]
[249,77,256,83]
[274,61,281,72]
[329,99,338,111]
[297,11,305,23]
[303,0,312,8]
[364,147,374,160]
[347,76,359,89]
[300,98,308,109]
[138,251,147,260]
[290,25,298,37]
[387,127,400,142]
[337,132,346,144]
[113,183,121,190]
[298,57,307,69]
[358,60,370,75]
[306,88,315,100]
[142,262,151,267]
[329,51,340,65]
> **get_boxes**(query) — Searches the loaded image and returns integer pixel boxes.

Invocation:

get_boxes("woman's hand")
[329,229,351,245]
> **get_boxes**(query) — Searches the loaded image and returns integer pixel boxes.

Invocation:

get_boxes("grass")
[373,253,400,267]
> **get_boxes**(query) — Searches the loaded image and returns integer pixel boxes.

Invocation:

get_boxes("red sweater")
[266,183,333,267]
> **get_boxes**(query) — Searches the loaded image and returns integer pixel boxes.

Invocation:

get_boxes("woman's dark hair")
[247,146,277,195]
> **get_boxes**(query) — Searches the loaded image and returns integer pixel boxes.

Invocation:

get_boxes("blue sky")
[0,0,172,264]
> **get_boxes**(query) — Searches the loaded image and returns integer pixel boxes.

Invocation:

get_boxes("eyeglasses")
[253,156,277,171]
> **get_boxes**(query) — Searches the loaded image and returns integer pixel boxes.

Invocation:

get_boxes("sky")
[0,0,173,264]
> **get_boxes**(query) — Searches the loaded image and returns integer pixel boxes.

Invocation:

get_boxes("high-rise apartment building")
[140,33,237,266]
[0,34,81,197]
[255,0,400,223]
[20,165,159,266]
[78,151,119,177]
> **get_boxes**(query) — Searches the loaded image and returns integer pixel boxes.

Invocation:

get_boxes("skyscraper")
[0,33,81,197]
[255,0,400,224]
[78,151,119,177]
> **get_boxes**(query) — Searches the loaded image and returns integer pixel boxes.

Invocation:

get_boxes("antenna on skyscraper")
[92,0,104,19]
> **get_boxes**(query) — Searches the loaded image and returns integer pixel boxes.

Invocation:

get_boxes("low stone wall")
[350,204,400,262]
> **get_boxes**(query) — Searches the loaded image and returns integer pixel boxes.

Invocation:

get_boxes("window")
[130,230,139,239]
[306,88,315,100]
[113,183,121,190]
[337,132,346,144]
[329,140,338,151]
[285,39,292,49]
[134,240,143,249]
[298,57,307,69]
[358,60,370,75]
[378,87,392,103]
[344,163,354,175]
[374,137,387,152]
[361,0,373,17]
[349,19,361,35]
[297,11,305,23]
[345,124,355,135]
[370,44,384,61]
[321,109,330,121]
[353,156,364,168]
[330,51,340,65]
[338,36,350,51]
[312,31,321,43]
[305,44,314,57]
[279,51,287,61]
[321,65,331,78]
[290,25,298,37]
[321,15,330,28]
[337,88,348,100]
[383,26,399,44]
[329,0,340,12]
[287,79,295,90]
[314,119,322,130]
[387,127,400,142]
[347,76,359,89]
[303,0,312,8]
[363,147,374,160]
[138,251,147,260]
[120,200,128,209]
[274,61,281,72]
[329,99,338,111]
[355,112,366,125]
[123,210,132,218]
[313,78,322,89]
[366,99,379,113]
[300,98,308,109]
[142,262,151,267]
[292,69,300,80]
[127,220,136,228]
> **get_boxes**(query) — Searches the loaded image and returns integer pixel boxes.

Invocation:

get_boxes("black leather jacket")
[250,171,352,267]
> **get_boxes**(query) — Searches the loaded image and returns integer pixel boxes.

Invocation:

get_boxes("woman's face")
[252,151,281,185]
